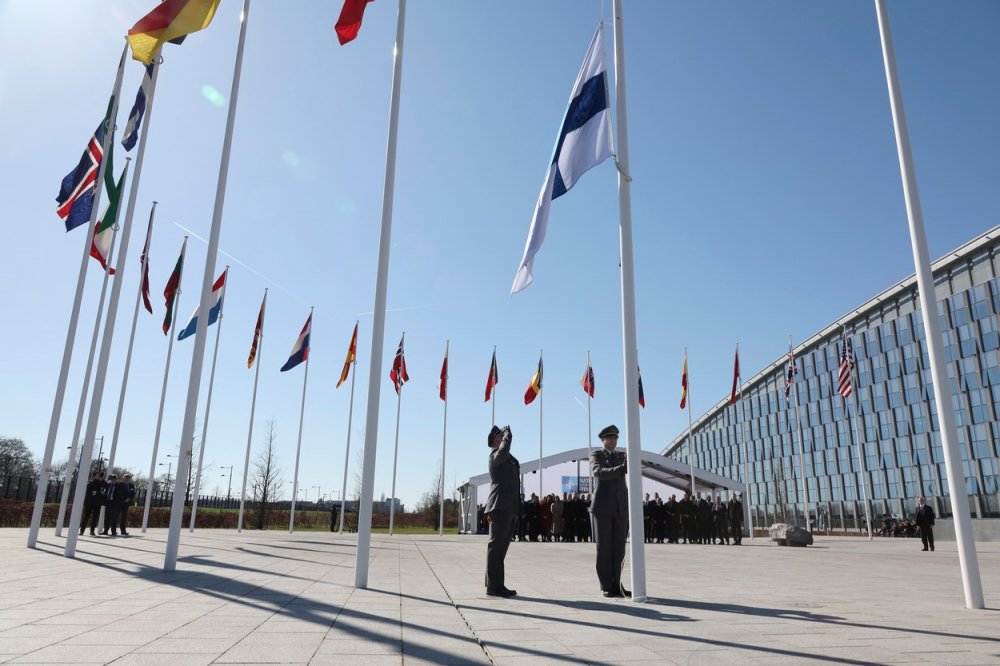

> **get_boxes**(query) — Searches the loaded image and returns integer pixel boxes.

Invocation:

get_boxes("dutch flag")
[281,313,312,372]
[512,24,613,294]
[177,270,227,341]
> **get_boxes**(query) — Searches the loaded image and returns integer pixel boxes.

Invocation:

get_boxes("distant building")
[664,226,1000,530]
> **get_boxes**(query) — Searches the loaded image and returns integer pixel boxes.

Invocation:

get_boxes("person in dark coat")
[712,496,730,545]
[79,472,106,536]
[101,474,124,536]
[117,473,136,535]
[484,425,519,597]
[665,495,679,543]
[697,493,712,544]
[915,496,935,552]
[652,495,666,544]
[590,425,630,598]
[728,494,744,545]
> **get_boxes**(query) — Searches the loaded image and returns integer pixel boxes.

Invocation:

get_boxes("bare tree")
[416,466,458,528]
[0,437,36,478]
[251,420,284,530]
[351,446,364,503]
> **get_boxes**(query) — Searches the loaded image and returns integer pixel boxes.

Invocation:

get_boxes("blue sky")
[2,0,998,510]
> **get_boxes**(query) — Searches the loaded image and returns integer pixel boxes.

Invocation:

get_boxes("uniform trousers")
[593,513,628,592]
[485,511,515,592]
[80,503,101,532]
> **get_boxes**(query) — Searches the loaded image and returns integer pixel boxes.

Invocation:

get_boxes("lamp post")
[313,485,321,505]
[157,461,173,505]
[220,465,234,503]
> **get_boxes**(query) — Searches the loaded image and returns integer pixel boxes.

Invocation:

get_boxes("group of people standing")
[642,491,745,546]
[476,492,596,542]
[79,471,137,537]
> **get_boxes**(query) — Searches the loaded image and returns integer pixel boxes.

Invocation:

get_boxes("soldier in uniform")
[484,425,519,598]
[728,493,744,545]
[590,425,630,598]
[119,473,136,536]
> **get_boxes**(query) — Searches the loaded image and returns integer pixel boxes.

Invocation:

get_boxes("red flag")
[729,345,741,405]
[485,349,499,402]
[438,343,448,401]
[139,212,154,314]
[389,334,409,393]
[335,0,374,45]
[580,363,595,398]
[337,322,358,388]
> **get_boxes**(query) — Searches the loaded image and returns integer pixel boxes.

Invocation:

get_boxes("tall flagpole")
[789,337,811,532]
[736,344,753,539]
[28,43,128,549]
[288,306,313,534]
[874,0,983,608]
[338,321,359,534]
[237,289,266,533]
[438,341,449,536]
[189,267,229,532]
[491,346,497,427]
[356,0,407,588]
[105,52,163,491]
[685,349,695,494]
[64,150,138,558]
[611,1,647,602]
[586,351,593,492]
[164,0,251,571]
[141,237,188,533]
[538,350,544,502]
[107,203,157,524]
[389,335,405,536]
[55,217,119,537]
[843,329,872,540]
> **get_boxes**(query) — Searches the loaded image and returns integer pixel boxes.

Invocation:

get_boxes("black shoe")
[602,590,622,598]
[120,531,129,536]
[931,546,935,551]
[89,530,96,536]
[79,529,84,536]
[620,588,632,598]
[922,547,928,551]
[100,530,108,535]
[486,588,513,598]
[502,588,517,597]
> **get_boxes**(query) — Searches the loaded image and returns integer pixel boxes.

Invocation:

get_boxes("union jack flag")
[784,351,797,399]
[838,340,855,398]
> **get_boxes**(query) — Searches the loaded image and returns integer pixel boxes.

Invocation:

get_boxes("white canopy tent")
[457,447,745,534]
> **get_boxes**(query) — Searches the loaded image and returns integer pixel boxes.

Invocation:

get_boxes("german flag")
[128,0,221,65]
[524,356,543,405]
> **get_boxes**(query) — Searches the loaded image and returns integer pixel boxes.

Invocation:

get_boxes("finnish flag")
[512,24,613,294]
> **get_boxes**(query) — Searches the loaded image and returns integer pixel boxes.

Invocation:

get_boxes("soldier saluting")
[484,425,519,598]
[590,425,630,598]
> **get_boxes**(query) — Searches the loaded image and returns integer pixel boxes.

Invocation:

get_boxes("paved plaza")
[0,528,998,665]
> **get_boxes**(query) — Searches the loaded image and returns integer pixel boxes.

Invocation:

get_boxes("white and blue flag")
[178,269,227,341]
[122,63,154,151]
[512,24,613,294]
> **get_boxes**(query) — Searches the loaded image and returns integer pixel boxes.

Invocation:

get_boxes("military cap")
[488,425,502,447]
[598,425,620,439]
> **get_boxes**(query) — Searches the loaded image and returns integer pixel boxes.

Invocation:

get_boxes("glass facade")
[663,227,1000,530]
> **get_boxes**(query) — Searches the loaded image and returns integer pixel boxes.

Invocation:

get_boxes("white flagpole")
[64,150,139,557]
[789,337,811,532]
[105,52,163,488]
[874,0,983,608]
[736,344,753,540]
[237,289,266,533]
[538,350,544,502]
[843,329,873,540]
[55,217,119,537]
[587,351,593,493]
[338,321,358,534]
[438,341,449,536]
[288,306,313,535]
[141,237,188,533]
[685,349,695,495]
[389,334,405,536]
[491,346,497,428]
[356,0,407,588]
[164,0,251,571]
[611,1,647,602]
[189,267,229,532]
[28,43,128,549]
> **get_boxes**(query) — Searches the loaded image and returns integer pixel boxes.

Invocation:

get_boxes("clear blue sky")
[2,1,998,509]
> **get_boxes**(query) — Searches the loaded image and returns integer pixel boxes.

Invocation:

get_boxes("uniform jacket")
[122,481,136,506]
[84,479,107,506]
[589,447,627,516]
[485,430,520,514]
[915,504,935,528]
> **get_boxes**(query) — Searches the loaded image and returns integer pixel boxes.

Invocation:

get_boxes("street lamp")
[313,485,321,504]
[158,461,173,495]
[220,465,234,502]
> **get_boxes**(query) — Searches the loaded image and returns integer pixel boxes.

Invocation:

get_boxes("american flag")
[784,351,797,398]
[838,340,855,398]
